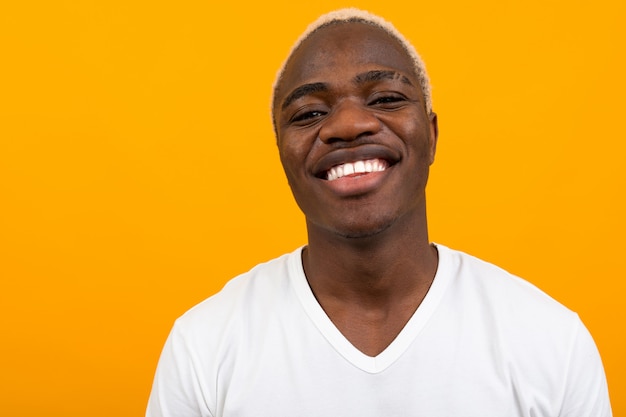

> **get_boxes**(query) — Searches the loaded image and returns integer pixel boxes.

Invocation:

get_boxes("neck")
[301,212,438,357]
[302,212,438,308]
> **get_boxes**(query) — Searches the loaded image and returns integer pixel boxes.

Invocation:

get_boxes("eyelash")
[369,94,407,107]
[371,96,401,104]
[289,94,408,125]
[291,110,327,123]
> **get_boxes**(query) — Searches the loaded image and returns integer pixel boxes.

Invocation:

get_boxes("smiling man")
[146,9,611,417]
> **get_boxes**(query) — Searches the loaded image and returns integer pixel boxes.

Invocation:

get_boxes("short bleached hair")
[271,8,433,131]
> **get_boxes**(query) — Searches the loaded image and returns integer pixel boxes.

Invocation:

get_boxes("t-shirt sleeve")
[559,318,612,417]
[146,322,214,417]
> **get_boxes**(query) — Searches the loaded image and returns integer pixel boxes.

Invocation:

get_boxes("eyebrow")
[354,70,414,86]
[280,70,414,110]
[281,82,328,110]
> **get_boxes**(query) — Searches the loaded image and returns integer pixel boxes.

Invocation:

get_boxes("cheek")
[391,124,431,160]
[278,140,307,184]
[278,130,318,174]
[403,117,434,158]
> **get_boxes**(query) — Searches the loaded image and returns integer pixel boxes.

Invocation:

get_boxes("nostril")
[318,104,382,144]
[321,135,353,145]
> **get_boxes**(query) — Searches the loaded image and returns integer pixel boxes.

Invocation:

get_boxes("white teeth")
[343,163,355,176]
[326,158,388,181]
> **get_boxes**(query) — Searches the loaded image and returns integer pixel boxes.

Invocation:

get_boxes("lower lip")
[321,169,390,196]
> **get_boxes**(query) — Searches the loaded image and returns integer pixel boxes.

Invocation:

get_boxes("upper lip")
[312,144,401,179]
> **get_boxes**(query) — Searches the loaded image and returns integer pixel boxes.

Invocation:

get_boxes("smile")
[326,158,389,181]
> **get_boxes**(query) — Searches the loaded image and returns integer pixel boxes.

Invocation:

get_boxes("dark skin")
[274,22,439,357]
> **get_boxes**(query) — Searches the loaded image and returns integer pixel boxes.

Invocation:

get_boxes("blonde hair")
[271,8,433,131]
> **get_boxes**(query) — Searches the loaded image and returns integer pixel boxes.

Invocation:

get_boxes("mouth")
[325,158,389,181]
[313,145,400,183]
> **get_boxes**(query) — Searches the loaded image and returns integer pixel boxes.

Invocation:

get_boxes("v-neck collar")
[288,243,454,374]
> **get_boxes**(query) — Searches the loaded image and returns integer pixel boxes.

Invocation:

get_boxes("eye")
[290,109,327,124]
[369,94,408,109]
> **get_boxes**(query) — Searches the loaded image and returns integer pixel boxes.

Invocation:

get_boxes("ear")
[428,112,439,165]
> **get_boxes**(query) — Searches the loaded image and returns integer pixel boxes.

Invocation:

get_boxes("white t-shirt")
[146,244,611,417]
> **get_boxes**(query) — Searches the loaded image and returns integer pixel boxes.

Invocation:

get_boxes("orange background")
[1,1,624,415]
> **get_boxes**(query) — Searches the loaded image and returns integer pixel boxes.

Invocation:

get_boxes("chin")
[325,215,397,240]
[305,200,423,242]
[337,225,391,239]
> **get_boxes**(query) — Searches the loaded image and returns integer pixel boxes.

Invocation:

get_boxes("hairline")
[271,8,433,135]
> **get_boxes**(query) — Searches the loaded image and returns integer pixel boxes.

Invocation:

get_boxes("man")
[147,8,611,416]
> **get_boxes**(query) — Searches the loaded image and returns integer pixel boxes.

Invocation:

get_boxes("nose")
[318,99,382,143]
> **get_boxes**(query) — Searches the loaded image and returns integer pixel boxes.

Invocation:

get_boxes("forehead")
[276,22,416,104]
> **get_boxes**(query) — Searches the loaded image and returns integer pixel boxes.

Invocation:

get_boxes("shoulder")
[173,248,303,344]
[432,244,607,405]
[146,248,305,416]
[433,243,584,363]
[436,243,577,323]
